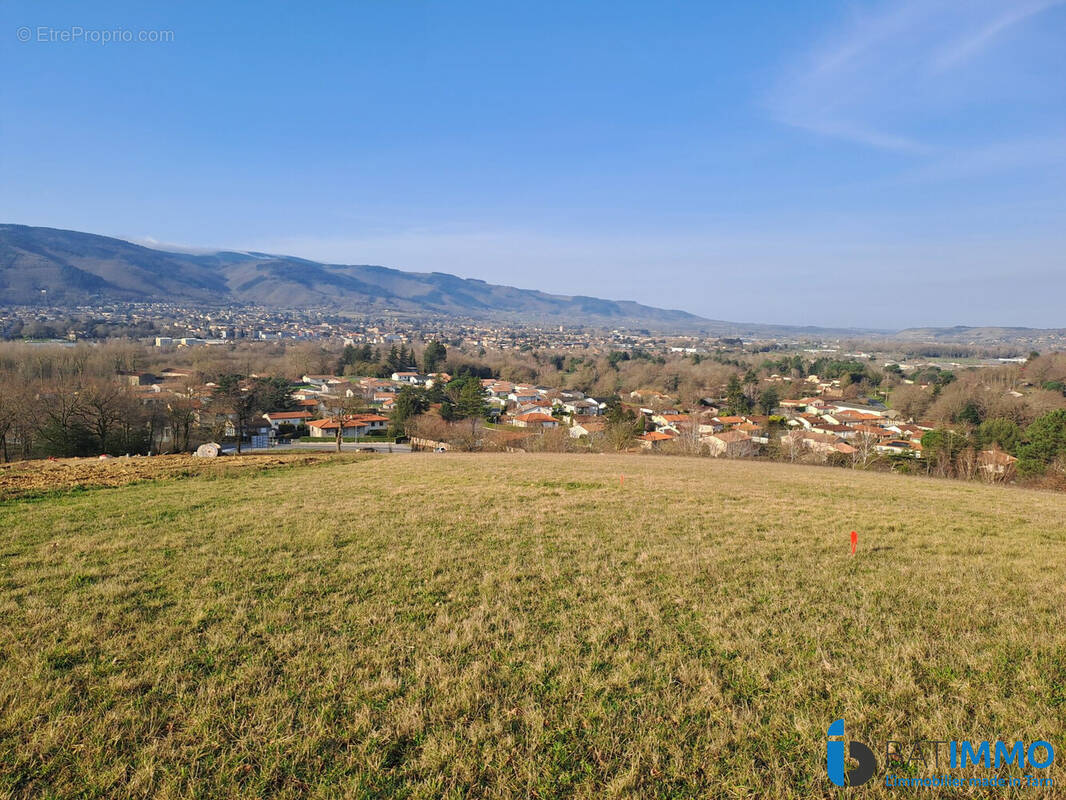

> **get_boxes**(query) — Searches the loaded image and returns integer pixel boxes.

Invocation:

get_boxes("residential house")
[781,430,855,459]
[848,425,895,446]
[833,409,884,425]
[830,401,893,419]
[262,411,313,430]
[563,399,602,416]
[736,422,769,444]
[569,419,606,439]
[714,415,747,427]
[810,422,856,439]
[637,431,675,449]
[307,413,390,438]
[302,374,344,388]
[483,381,515,399]
[652,412,690,431]
[875,439,919,456]
[888,422,933,438]
[225,415,271,438]
[122,372,158,387]
[699,419,725,435]
[508,388,542,405]
[515,400,554,416]
[703,430,755,458]
[512,412,558,429]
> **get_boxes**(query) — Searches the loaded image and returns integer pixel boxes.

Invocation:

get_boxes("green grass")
[1,454,1065,798]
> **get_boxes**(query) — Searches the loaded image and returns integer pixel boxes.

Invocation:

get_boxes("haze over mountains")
[0,224,712,329]
[1,224,1063,343]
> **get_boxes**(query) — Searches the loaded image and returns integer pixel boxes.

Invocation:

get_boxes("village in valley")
[2,305,1064,486]
[271,368,932,462]
[106,349,1042,485]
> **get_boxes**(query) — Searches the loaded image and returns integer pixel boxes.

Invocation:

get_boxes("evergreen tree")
[391,386,429,434]
[254,377,294,411]
[956,401,982,427]
[758,386,780,415]
[976,418,1021,453]
[604,396,630,425]
[386,345,401,372]
[1018,409,1066,476]
[455,378,487,422]
[726,375,751,415]
[423,340,447,373]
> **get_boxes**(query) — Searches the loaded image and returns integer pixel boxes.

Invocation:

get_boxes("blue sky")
[1,0,1064,328]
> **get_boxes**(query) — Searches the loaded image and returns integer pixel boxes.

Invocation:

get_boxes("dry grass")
[0,452,358,501]
[1,453,1064,798]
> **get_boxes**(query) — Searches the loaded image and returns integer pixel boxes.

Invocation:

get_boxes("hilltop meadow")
[1,453,1064,798]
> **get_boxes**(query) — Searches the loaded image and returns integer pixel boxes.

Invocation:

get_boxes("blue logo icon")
[828,719,878,787]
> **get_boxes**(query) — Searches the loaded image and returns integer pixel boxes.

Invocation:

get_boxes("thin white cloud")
[931,0,1066,70]
[766,0,1064,154]
[778,117,931,155]
[808,0,936,76]
[894,135,1066,183]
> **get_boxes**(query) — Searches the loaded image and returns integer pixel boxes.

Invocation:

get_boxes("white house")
[262,411,313,430]
[570,420,606,438]
[508,389,541,405]
[512,412,558,429]
[563,399,602,416]
[307,413,390,438]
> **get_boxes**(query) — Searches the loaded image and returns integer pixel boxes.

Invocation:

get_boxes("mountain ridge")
[3,225,1064,341]
[0,224,710,329]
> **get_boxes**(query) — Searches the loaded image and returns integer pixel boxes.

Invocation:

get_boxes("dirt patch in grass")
[0,452,361,501]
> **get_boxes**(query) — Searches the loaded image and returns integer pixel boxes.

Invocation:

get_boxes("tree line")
[0,379,193,460]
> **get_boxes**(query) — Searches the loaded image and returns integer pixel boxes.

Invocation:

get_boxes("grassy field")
[1,453,1064,798]
[0,452,357,502]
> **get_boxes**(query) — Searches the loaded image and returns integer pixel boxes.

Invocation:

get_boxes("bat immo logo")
[827,719,878,787]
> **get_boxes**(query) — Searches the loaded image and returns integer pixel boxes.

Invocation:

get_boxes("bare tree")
[37,384,87,457]
[114,391,149,454]
[852,431,878,469]
[682,411,704,455]
[144,401,168,455]
[322,393,363,452]
[890,385,933,421]
[957,447,979,481]
[783,429,805,463]
[79,380,125,454]
[166,395,197,453]
[11,384,43,460]
[213,375,260,454]
[0,382,17,462]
